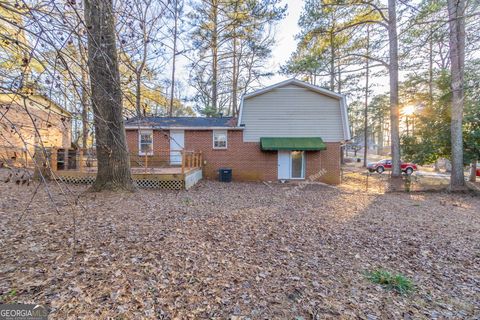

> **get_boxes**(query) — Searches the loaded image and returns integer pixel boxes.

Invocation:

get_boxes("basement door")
[170,130,184,165]
[277,150,305,180]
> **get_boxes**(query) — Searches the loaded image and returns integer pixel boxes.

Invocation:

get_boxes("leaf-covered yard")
[0,179,479,319]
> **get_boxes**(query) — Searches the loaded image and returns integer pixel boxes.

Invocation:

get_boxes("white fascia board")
[237,95,245,125]
[243,78,344,100]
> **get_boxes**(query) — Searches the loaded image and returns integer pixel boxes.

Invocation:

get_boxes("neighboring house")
[125,79,350,184]
[0,92,72,164]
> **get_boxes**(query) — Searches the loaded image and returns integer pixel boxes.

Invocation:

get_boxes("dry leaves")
[0,176,479,319]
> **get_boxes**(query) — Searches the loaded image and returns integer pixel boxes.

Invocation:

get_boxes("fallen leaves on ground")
[0,177,479,319]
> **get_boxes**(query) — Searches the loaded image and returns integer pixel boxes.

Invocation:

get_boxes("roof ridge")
[124,116,237,128]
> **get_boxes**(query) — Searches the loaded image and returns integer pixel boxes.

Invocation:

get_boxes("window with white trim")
[213,130,227,149]
[139,130,153,155]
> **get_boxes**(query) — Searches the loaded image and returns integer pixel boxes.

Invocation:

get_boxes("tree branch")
[340,53,390,68]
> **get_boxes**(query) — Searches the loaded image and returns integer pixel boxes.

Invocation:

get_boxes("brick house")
[125,79,350,184]
[0,93,72,164]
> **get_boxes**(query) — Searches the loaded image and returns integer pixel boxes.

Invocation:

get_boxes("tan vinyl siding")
[241,84,344,142]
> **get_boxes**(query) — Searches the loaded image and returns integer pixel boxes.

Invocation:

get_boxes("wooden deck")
[47,148,204,190]
[54,167,202,190]
[59,166,190,175]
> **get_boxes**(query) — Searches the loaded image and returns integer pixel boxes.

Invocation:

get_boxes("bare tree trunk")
[230,0,239,116]
[232,35,238,116]
[329,28,335,91]
[377,119,384,155]
[135,22,149,118]
[78,38,89,149]
[363,26,370,168]
[469,159,477,182]
[337,64,342,93]
[211,0,218,114]
[428,35,434,102]
[169,0,179,117]
[85,0,134,191]
[388,0,401,177]
[447,0,466,189]
[135,72,143,117]
[135,47,148,118]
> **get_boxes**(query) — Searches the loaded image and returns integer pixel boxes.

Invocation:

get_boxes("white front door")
[277,150,305,180]
[170,130,184,165]
[278,151,290,179]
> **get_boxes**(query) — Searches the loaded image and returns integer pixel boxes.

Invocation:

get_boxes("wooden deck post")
[181,150,185,174]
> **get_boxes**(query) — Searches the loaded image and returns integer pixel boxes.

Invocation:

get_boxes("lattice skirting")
[56,176,185,190]
[57,175,96,185]
[134,179,184,190]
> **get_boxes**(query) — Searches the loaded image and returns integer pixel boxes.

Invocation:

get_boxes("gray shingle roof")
[125,116,237,128]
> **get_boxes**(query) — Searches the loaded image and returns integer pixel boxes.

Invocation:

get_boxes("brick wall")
[185,130,277,181]
[319,142,342,184]
[126,129,342,184]
[125,130,139,154]
[0,99,71,162]
[126,129,171,166]
[126,129,170,154]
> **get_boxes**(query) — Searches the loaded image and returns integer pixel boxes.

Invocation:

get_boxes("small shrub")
[366,269,414,294]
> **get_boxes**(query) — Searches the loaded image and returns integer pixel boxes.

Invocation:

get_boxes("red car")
[477,168,480,177]
[367,159,418,175]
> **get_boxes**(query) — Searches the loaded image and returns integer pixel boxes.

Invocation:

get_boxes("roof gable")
[243,78,343,100]
[238,78,351,141]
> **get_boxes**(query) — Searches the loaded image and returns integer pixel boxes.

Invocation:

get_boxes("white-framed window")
[139,130,153,155]
[213,130,227,149]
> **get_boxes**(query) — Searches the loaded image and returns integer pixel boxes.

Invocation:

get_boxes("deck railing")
[180,150,203,174]
[49,148,202,174]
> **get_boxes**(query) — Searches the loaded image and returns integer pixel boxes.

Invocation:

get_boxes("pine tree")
[189,0,285,116]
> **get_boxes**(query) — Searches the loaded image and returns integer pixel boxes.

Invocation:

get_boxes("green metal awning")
[260,137,327,151]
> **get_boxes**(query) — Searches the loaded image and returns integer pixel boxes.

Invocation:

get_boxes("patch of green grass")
[0,289,17,302]
[365,269,414,295]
